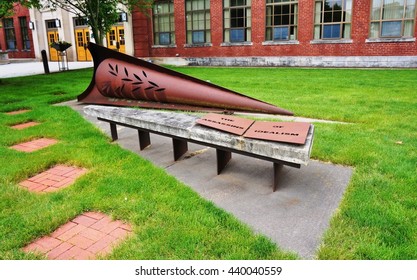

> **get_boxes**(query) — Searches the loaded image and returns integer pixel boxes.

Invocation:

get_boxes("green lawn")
[0,67,416,260]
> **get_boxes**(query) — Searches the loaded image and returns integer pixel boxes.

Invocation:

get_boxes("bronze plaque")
[196,113,255,135]
[244,121,311,144]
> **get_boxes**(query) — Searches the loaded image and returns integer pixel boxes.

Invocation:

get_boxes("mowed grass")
[0,66,416,260]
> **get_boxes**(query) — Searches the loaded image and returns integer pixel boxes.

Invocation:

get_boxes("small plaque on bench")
[243,121,311,145]
[196,113,255,135]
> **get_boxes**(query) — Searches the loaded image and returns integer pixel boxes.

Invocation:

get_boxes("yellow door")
[75,28,92,61]
[48,31,59,61]
[106,26,125,53]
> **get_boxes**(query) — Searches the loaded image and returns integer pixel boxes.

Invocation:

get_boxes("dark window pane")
[323,24,340,38]
[274,26,289,40]
[333,10,342,22]
[159,32,171,44]
[381,21,402,37]
[192,30,205,43]
[230,28,245,42]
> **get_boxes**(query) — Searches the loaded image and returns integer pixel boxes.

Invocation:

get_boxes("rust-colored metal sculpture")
[78,43,294,116]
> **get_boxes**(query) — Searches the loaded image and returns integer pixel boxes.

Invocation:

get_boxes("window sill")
[262,40,299,46]
[310,39,353,44]
[184,43,213,48]
[151,44,177,49]
[366,37,416,43]
[220,42,253,47]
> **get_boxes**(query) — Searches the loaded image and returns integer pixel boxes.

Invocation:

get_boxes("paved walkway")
[0,60,93,78]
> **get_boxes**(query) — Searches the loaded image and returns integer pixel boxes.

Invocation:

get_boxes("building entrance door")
[47,30,59,61]
[75,28,92,61]
[106,26,125,53]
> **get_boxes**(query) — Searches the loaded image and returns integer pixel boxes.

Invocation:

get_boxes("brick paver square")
[19,165,88,193]
[5,109,30,115]
[10,138,58,153]
[10,121,40,130]
[23,212,132,260]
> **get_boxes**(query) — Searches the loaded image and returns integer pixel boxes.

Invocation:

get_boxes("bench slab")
[85,105,313,165]
[84,105,314,191]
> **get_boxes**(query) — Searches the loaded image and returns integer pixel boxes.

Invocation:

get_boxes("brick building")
[0,3,35,59]
[132,0,417,67]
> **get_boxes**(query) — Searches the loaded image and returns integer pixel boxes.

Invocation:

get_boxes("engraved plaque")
[196,113,255,135]
[244,121,311,144]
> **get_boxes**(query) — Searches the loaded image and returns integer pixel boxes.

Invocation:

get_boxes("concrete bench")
[84,105,314,192]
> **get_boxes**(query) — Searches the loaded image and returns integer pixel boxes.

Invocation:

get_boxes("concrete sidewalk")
[0,61,93,78]
[60,100,353,259]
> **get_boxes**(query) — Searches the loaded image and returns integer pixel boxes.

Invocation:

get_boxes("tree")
[0,1,41,19]
[26,0,153,46]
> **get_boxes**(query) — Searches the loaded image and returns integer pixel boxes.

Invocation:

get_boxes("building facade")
[132,0,417,67]
[29,6,134,62]
[0,3,35,59]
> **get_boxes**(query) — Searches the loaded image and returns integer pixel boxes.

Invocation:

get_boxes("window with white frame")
[370,0,416,38]
[153,0,175,45]
[186,0,211,44]
[266,0,298,41]
[224,0,251,43]
[314,0,352,40]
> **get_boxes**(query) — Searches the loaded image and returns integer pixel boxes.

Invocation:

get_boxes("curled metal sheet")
[78,43,294,116]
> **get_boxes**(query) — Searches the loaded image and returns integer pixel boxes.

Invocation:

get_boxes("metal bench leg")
[172,138,188,161]
[216,149,232,175]
[109,122,118,141]
[273,163,283,192]
[138,130,151,150]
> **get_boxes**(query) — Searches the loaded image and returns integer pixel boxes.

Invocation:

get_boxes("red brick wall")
[0,4,35,59]
[133,0,417,58]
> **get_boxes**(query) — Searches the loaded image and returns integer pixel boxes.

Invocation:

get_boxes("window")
[314,0,352,40]
[186,0,211,44]
[46,20,58,29]
[19,17,31,50]
[74,17,88,27]
[266,0,298,41]
[224,0,251,43]
[153,1,175,45]
[370,0,416,38]
[3,18,16,50]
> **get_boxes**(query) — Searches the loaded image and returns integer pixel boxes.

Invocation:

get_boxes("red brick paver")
[19,165,87,193]
[10,121,40,130]
[5,109,30,115]
[10,138,58,152]
[23,212,133,260]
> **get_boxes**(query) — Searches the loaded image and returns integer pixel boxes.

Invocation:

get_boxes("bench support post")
[172,138,188,161]
[216,149,232,175]
[273,163,283,192]
[109,123,118,141]
[138,130,151,150]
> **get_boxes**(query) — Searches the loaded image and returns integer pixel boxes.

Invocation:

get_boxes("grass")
[0,66,416,260]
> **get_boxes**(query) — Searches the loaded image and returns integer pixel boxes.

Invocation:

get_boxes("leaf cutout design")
[124,67,129,77]
[155,88,165,92]
[109,71,117,76]
[132,82,143,85]
[109,64,114,71]
[115,64,119,73]
[142,70,147,78]
[132,87,141,92]
[145,86,154,90]
[122,78,133,82]
[133,74,142,81]
[148,81,158,87]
